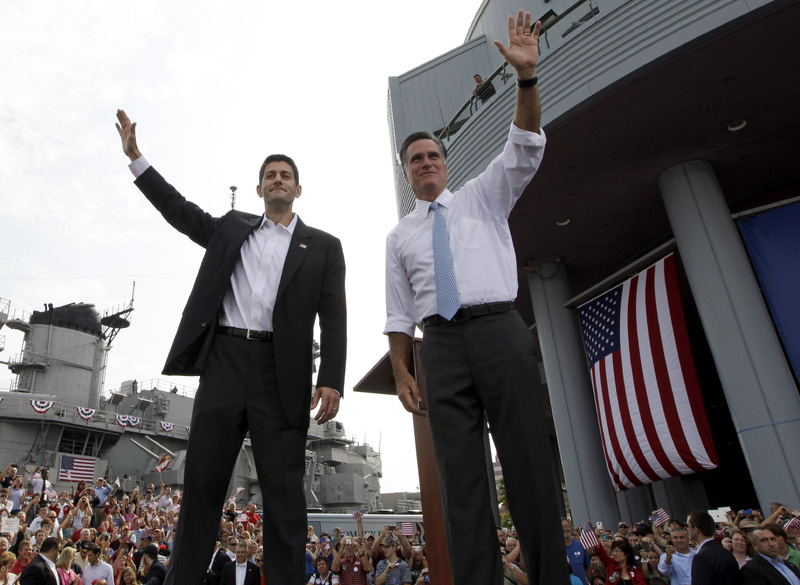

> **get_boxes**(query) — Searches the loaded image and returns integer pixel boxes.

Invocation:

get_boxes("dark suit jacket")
[143,560,167,585]
[135,167,347,428]
[219,561,260,585]
[741,553,800,585]
[205,548,232,585]
[691,538,743,585]
[18,554,58,585]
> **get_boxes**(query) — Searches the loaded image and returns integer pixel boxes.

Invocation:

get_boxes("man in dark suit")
[139,544,168,585]
[206,543,232,585]
[220,543,260,585]
[115,110,347,585]
[688,510,743,585]
[19,537,59,585]
[741,527,800,585]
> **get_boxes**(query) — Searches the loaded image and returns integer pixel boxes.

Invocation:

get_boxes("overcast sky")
[0,0,494,492]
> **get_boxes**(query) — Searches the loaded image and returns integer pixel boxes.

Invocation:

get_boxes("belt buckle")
[246,329,259,341]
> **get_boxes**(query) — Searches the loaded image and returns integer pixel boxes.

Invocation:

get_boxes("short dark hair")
[88,544,101,556]
[259,154,299,185]
[40,537,60,554]
[399,132,447,171]
[688,511,716,537]
[764,523,788,541]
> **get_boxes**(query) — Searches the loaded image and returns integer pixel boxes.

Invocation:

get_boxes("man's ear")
[295,185,302,199]
[256,185,263,199]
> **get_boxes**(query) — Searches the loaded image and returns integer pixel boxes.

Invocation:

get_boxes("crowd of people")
[555,503,800,585]
[2,462,798,585]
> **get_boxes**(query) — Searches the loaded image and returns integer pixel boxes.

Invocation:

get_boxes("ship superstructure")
[0,296,382,510]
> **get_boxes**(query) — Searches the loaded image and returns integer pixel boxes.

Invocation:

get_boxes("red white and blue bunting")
[160,421,174,432]
[128,416,140,427]
[115,414,130,427]
[31,400,55,414]
[76,407,96,420]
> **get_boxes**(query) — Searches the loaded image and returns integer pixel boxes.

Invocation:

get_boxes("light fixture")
[556,218,571,226]
[727,119,747,131]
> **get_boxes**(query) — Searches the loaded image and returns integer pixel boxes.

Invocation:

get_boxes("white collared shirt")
[40,553,59,584]
[384,123,546,336]
[129,157,296,331]
[235,562,248,585]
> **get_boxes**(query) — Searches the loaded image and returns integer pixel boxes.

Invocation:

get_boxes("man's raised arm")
[493,10,542,133]
[115,109,143,162]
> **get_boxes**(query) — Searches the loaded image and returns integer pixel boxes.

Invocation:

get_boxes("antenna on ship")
[229,186,237,210]
[100,281,135,345]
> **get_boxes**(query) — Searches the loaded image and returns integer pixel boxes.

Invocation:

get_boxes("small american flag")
[649,508,670,527]
[579,522,599,550]
[45,486,58,500]
[784,516,800,531]
[59,455,96,482]
[400,522,414,536]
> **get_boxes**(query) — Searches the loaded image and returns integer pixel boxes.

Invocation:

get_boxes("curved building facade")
[387,0,800,524]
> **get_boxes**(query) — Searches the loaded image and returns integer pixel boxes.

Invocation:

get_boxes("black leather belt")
[217,326,273,341]
[422,301,514,328]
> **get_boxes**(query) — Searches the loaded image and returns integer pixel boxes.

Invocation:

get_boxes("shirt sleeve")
[384,231,417,337]
[466,123,546,221]
[128,156,151,178]
[657,552,673,575]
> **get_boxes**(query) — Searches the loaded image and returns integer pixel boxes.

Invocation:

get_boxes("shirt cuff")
[128,156,151,179]
[508,122,546,147]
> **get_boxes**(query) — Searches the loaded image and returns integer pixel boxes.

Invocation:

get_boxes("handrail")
[438,0,600,144]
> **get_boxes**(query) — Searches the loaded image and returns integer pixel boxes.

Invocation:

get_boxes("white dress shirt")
[129,156,296,331]
[384,123,546,336]
[235,562,248,585]
[40,554,59,584]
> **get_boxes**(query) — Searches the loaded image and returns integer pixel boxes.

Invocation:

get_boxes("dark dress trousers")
[134,167,346,585]
[741,554,800,585]
[18,555,58,585]
[219,562,260,585]
[691,538,743,585]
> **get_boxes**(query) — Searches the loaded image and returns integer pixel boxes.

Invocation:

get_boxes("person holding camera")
[331,536,371,585]
[375,536,411,585]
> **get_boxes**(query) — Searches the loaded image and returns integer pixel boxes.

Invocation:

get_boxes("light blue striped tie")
[430,201,460,320]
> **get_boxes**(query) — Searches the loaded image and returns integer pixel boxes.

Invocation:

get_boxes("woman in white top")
[8,478,24,515]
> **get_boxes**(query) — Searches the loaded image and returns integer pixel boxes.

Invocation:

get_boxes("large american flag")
[59,455,96,482]
[578,254,718,492]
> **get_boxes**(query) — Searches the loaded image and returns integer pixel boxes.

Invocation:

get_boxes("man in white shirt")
[384,10,569,585]
[115,109,347,585]
[220,542,259,585]
[658,528,696,585]
[81,543,115,585]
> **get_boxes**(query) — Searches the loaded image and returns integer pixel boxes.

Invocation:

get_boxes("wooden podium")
[354,339,454,585]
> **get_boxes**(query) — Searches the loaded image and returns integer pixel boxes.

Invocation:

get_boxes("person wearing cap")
[80,544,113,585]
[138,544,166,585]
[74,540,92,572]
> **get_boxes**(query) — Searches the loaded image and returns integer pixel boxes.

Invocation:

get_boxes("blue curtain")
[738,201,800,383]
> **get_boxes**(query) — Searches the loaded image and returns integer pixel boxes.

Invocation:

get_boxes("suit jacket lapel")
[277,216,312,301]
